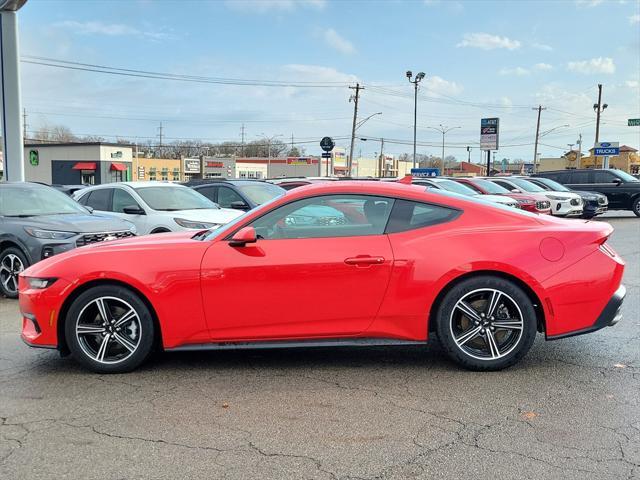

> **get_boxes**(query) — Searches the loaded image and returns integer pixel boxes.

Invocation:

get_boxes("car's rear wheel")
[436,276,537,371]
[65,285,155,373]
[0,247,29,299]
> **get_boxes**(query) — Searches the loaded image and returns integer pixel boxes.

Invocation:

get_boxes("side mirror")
[230,200,250,211]
[229,226,257,247]
[612,178,622,185]
[85,206,94,213]
[123,205,146,215]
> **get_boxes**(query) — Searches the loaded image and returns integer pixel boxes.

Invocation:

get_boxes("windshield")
[436,179,478,196]
[532,177,569,192]
[506,178,546,192]
[137,186,219,211]
[0,184,88,217]
[238,183,285,205]
[614,170,640,182]
[471,179,510,194]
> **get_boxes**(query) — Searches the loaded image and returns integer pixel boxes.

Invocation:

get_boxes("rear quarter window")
[385,199,460,234]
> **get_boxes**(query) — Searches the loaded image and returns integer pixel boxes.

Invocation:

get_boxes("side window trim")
[385,199,461,234]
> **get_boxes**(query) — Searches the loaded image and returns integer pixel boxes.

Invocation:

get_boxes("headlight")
[173,218,219,229]
[126,223,137,235]
[26,277,57,289]
[24,228,76,240]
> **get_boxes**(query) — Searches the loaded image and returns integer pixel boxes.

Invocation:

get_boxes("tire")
[632,197,640,218]
[0,247,29,299]
[64,285,155,373]
[435,275,537,371]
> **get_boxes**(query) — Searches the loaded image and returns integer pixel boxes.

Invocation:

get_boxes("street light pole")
[406,71,425,170]
[425,125,460,175]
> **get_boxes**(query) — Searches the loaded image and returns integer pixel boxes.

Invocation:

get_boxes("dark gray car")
[0,182,136,298]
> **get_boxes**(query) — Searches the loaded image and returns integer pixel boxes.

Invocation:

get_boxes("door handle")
[344,256,385,266]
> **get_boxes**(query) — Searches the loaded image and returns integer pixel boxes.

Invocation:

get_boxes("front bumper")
[19,277,71,349]
[547,285,626,340]
[582,200,608,218]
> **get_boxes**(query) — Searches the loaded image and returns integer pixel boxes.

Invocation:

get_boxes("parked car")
[533,169,640,217]
[452,177,552,214]
[51,184,88,197]
[267,177,337,191]
[183,179,285,211]
[525,176,607,219]
[73,182,243,235]
[410,177,520,208]
[0,182,136,298]
[486,177,583,217]
[20,180,625,373]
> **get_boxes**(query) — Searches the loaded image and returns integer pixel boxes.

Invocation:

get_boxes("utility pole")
[593,84,608,168]
[532,105,546,173]
[22,107,27,140]
[378,138,385,177]
[348,83,363,176]
[291,133,294,154]
[466,146,471,163]
[158,121,163,158]
[240,123,245,157]
[576,133,582,169]
[426,124,460,175]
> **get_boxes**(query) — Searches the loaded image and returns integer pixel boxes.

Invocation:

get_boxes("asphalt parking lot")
[1,213,638,480]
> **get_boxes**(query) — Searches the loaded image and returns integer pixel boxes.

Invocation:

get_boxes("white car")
[74,182,244,235]
[488,177,583,217]
[412,178,520,208]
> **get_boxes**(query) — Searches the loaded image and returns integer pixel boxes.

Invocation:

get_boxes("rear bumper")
[547,285,625,340]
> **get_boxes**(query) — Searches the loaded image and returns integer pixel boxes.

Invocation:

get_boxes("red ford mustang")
[19,181,625,373]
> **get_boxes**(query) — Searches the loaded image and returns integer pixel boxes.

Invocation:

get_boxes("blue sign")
[411,168,439,178]
[594,142,619,156]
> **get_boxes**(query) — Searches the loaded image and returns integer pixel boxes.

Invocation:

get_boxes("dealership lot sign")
[480,118,499,151]
[594,142,619,156]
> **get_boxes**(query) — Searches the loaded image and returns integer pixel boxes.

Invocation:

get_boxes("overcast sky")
[15,0,640,160]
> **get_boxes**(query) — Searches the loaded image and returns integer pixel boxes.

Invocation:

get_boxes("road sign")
[480,118,499,151]
[320,137,335,152]
[629,118,640,127]
[321,152,332,158]
[594,142,619,156]
[411,168,439,177]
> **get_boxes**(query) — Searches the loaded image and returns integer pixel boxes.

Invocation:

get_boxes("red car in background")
[453,177,552,214]
[19,181,624,374]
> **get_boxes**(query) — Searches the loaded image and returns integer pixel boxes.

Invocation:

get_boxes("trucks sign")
[594,142,619,156]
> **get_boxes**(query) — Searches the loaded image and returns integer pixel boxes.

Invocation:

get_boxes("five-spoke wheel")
[65,286,155,373]
[436,276,537,370]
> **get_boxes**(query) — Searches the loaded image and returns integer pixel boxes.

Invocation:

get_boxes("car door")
[83,188,113,215]
[194,185,218,204]
[592,171,625,208]
[200,194,395,341]
[217,185,249,210]
[110,187,150,234]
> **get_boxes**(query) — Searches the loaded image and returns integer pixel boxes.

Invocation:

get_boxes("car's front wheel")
[0,247,29,299]
[632,197,640,218]
[436,276,537,371]
[65,285,155,373]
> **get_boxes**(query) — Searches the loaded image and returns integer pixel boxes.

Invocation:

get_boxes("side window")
[196,186,217,203]
[570,171,591,184]
[112,189,140,213]
[217,186,244,208]
[493,180,513,190]
[386,200,460,234]
[85,189,111,211]
[594,171,616,183]
[249,195,394,240]
[462,182,482,193]
[551,171,571,183]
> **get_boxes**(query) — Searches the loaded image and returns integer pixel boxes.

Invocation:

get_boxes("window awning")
[110,163,127,171]
[72,162,97,170]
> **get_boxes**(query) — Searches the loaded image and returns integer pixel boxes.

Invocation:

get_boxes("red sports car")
[19,181,625,373]
[453,177,552,214]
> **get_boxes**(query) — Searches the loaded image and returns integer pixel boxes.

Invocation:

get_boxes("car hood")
[482,194,517,205]
[540,191,580,200]
[153,208,243,224]
[503,192,550,202]
[19,213,134,233]
[572,190,607,199]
